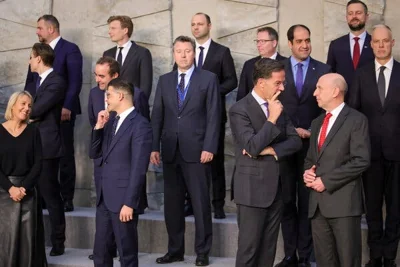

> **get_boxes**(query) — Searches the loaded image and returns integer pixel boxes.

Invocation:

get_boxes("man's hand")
[9,186,26,202]
[307,177,326,192]
[150,152,161,166]
[260,147,276,156]
[200,151,213,164]
[303,165,317,184]
[242,149,254,158]
[119,205,134,222]
[267,91,283,124]
[95,110,109,129]
[296,128,311,139]
[61,108,72,121]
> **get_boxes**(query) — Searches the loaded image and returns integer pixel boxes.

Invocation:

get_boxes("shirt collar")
[49,36,61,50]
[290,56,310,68]
[375,57,394,72]
[39,68,54,82]
[349,31,367,41]
[118,40,132,49]
[251,90,267,106]
[117,106,135,120]
[178,64,195,78]
[328,102,345,118]
[196,38,212,50]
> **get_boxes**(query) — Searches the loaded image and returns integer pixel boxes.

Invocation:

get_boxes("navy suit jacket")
[28,71,66,159]
[104,41,153,100]
[25,38,83,114]
[327,33,374,92]
[348,60,400,161]
[236,53,286,101]
[90,110,152,213]
[279,57,331,129]
[151,68,221,163]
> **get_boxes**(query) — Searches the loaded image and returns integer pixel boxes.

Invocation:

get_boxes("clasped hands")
[303,165,326,192]
[242,147,276,159]
[9,186,26,202]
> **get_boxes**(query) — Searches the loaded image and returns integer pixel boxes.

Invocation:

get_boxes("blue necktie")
[117,47,123,66]
[36,76,42,92]
[263,102,269,118]
[295,63,304,96]
[197,46,204,69]
[178,73,186,110]
[111,115,120,138]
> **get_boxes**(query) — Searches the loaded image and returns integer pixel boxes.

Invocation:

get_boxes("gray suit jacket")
[229,93,302,208]
[305,104,371,218]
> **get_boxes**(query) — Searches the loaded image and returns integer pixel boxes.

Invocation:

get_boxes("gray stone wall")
[0,0,397,210]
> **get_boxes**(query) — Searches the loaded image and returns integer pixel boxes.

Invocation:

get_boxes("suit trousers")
[38,158,66,248]
[210,123,226,209]
[281,140,312,259]
[59,114,76,202]
[93,196,139,267]
[235,190,282,267]
[311,209,361,267]
[163,149,212,256]
[363,159,400,260]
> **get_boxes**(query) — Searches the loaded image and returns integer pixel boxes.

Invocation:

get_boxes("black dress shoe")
[365,258,382,267]
[275,256,298,267]
[64,200,74,212]
[184,203,193,217]
[50,247,65,256]
[298,258,311,267]
[195,254,209,266]
[384,259,397,267]
[88,254,94,260]
[214,207,226,219]
[156,253,184,264]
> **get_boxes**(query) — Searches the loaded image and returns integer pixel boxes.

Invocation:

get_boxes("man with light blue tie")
[275,24,331,267]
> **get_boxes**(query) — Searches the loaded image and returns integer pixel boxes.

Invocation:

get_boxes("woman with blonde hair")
[0,91,47,267]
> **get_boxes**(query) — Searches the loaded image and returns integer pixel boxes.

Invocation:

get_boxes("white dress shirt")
[39,68,54,86]
[195,38,212,67]
[349,31,367,58]
[49,36,61,50]
[375,57,394,97]
[115,106,135,133]
[177,64,195,91]
[115,40,132,65]
[318,102,345,140]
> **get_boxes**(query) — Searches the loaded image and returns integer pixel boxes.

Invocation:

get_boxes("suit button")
[178,116,181,119]
[104,162,108,165]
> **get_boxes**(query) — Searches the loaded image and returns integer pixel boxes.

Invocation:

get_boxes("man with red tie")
[326,0,374,94]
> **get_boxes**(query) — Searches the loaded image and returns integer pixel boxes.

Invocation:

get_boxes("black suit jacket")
[27,71,66,159]
[279,57,331,129]
[104,41,153,99]
[236,53,286,101]
[305,105,370,218]
[327,33,374,91]
[151,67,221,163]
[348,60,400,161]
[174,40,237,122]
[229,93,302,208]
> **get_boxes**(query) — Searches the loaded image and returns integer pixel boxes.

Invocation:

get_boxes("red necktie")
[318,113,332,152]
[353,37,360,69]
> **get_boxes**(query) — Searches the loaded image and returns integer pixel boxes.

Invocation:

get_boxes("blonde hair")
[5,91,33,123]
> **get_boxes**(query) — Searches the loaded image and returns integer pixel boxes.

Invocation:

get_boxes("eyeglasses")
[253,39,274,45]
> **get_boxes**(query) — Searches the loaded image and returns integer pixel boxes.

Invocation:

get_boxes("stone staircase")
[43,208,400,266]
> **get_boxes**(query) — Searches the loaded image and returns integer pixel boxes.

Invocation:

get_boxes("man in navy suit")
[25,14,83,212]
[348,25,400,267]
[276,25,331,267]
[26,43,66,256]
[236,26,286,101]
[103,15,153,100]
[151,36,221,266]
[326,0,374,93]
[87,56,149,261]
[90,78,152,267]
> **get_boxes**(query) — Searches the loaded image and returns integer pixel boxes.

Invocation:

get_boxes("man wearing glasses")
[236,27,286,101]
[275,24,331,267]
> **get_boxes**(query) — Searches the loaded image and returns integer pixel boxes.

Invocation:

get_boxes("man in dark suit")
[348,24,400,267]
[276,24,331,267]
[90,78,152,267]
[151,36,221,266]
[230,58,302,267]
[304,73,370,267]
[236,26,286,101]
[326,0,374,93]
[26,43,66,256]
[25,14,83,212]
[87,56,149,261]
[103,15,153,100]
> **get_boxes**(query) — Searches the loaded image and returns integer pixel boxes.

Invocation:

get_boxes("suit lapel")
[34,71,55,101]
[300,58,318,102]
[248,94,268,124]
[53,38,64,55]
[284,59,299,100]
[312,114,324,157]
[202,40,215,69]
[121,41,136,76]
[359,34,372,66]
[383,60,399,111]
[317,105,349,160]
[180,68,199,112]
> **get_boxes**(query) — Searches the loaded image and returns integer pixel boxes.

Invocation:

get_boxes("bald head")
[314,73,347,111]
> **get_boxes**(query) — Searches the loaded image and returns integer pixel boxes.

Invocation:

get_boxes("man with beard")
[327,0,374,93]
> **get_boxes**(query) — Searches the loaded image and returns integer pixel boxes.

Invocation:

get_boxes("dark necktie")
[178,73,186,109]
[111,115,120,138]
[353,37,360,69]
[117,47,124,66]
[198,46,204,69]
[318,113,332,152]
[296,63,304,96]
[36,76,42,92]
[262,102,269,118]
[378,66,386,106]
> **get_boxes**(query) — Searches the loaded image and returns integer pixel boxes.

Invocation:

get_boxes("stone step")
[46,248,236,267]
[43,208,400,264]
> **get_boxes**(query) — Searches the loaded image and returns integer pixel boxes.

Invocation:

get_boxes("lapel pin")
[313,67,315,70]
[364,46,368,48]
